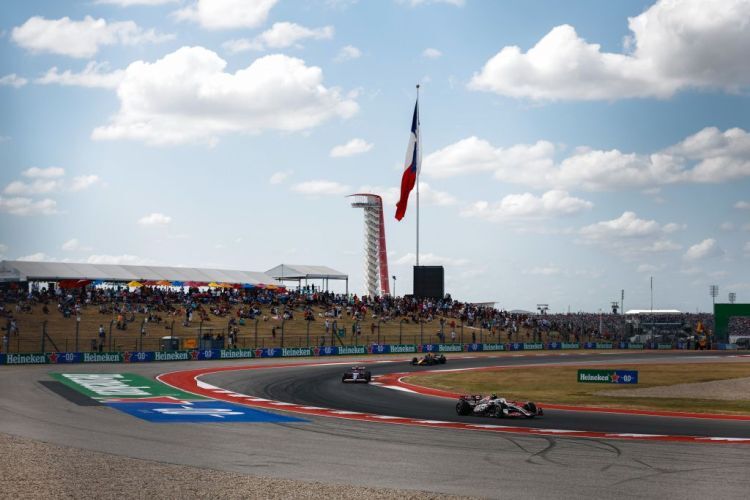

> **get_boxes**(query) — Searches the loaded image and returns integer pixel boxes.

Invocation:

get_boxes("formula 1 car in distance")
[411,353,446,366]
[342,366,372,383]
[455,394,543,418]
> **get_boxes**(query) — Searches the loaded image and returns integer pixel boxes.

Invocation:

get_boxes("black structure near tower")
[413,266,444,299]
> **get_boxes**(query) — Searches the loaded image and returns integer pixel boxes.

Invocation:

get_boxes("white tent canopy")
[0,260,277,285]
[266,264,349,294]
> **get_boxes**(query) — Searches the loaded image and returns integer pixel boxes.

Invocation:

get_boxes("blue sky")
[1,0,749,312]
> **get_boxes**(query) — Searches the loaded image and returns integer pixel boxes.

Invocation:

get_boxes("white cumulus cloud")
[138,212,171,225]
[422,48,442,59]
[18,252,55,262]
[735,201,750,209]
[335,45,361,62]
[223,22,333,53]
[91,47,358,145]
[36,62,125,89]
[69,175,101,191]
[3,179,61,195]
[4,171,99,194]
[0,74,28,88]
[174,0,278,30]
[424,127,750,191]
[62,238,93,252]
[461,190,592,222]
[23,167,65,178]
[330,138,373,158]
[11,15,172,58]
[684,238,723,261]
[578,211,683,259]
[0,197,58,216]
[469,0,750,101]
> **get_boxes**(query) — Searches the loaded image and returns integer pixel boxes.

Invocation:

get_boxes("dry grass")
[406,363,750,414]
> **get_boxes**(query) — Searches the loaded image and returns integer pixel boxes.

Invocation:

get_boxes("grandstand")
[0,259,563,354]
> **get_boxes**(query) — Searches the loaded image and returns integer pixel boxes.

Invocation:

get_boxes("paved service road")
[2,352,750,498]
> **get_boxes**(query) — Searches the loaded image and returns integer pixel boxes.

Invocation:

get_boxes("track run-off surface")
[2,350,750,498]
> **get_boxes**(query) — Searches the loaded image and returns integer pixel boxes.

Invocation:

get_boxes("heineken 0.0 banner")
[578,369,638,384]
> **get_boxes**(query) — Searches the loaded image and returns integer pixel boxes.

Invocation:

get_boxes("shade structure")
[171,281,185,287]
[127,281,143,287]
[185,281,207,287]
[207,282,220,288]
[156,280,172,286]
[243,283,255,289]
[142,280,160,286]
[218,283,233,289]
[59,279,91,289]
[0,260,280,288]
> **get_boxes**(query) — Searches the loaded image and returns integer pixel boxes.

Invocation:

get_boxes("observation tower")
[349,194,390,297]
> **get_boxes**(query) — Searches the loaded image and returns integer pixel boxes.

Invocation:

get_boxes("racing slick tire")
[456,400,472,416]
[494,403,507,418]
[365,372,372,383]
[411,357,418,365]
[523,402,538,418]
[438,355,447,364]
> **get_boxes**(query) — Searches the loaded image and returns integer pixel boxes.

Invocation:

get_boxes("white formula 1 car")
[455,394,543,418]
[342,366,372,383]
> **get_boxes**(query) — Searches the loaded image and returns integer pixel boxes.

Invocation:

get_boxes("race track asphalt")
[206,352,750,438]
[2,351,750,498]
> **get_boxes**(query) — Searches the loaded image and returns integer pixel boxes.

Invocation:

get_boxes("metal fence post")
[254,318,259,349]
[75,315,81,352]
[109,319,114,351]
[41,320,47,353]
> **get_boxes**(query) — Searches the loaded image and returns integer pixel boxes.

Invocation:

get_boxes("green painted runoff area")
[50,373,204,400]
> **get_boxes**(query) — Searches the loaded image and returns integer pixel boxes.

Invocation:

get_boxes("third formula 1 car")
[342,366,372,383]
[455,394,543,418]
[411,353,446,366]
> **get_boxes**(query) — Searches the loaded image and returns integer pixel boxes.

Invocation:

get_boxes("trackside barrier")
[618,342,645,350]
[0,341,705,365]
[583,342,613,349]
[547,342,581,350]
[717,343,738,350]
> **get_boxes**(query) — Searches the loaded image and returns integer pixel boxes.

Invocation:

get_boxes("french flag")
[395,99,420,221]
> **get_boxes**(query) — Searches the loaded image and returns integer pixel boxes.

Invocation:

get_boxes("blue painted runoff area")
[106,400,308,423]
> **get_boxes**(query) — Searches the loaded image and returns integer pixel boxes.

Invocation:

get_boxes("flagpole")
[415,84,420,267]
